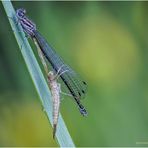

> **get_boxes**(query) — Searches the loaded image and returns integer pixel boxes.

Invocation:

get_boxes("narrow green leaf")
[2,1,75,147]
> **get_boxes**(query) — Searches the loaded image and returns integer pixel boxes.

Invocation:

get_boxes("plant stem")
[2,1,75,147]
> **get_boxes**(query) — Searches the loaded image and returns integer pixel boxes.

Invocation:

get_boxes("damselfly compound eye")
[16,8,26,19]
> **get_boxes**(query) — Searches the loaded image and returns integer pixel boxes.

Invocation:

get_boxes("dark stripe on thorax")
[21,18,35,28]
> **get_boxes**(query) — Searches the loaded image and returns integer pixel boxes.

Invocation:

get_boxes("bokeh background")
[0,1,148,147]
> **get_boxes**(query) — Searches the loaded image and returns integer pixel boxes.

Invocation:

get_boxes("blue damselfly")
[16,8,88,116]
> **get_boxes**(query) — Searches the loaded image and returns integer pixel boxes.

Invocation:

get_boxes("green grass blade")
[2,1,75,147]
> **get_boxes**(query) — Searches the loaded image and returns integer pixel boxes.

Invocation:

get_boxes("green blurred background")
[0,1,148,147]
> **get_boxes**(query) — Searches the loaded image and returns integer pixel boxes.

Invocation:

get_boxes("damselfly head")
[16,8,26,19]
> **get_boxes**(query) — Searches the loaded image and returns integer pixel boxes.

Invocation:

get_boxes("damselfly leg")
[53,65,69,80]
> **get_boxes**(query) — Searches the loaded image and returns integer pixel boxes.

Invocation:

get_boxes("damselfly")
[16,8,88,116]
[33,37,62,138]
